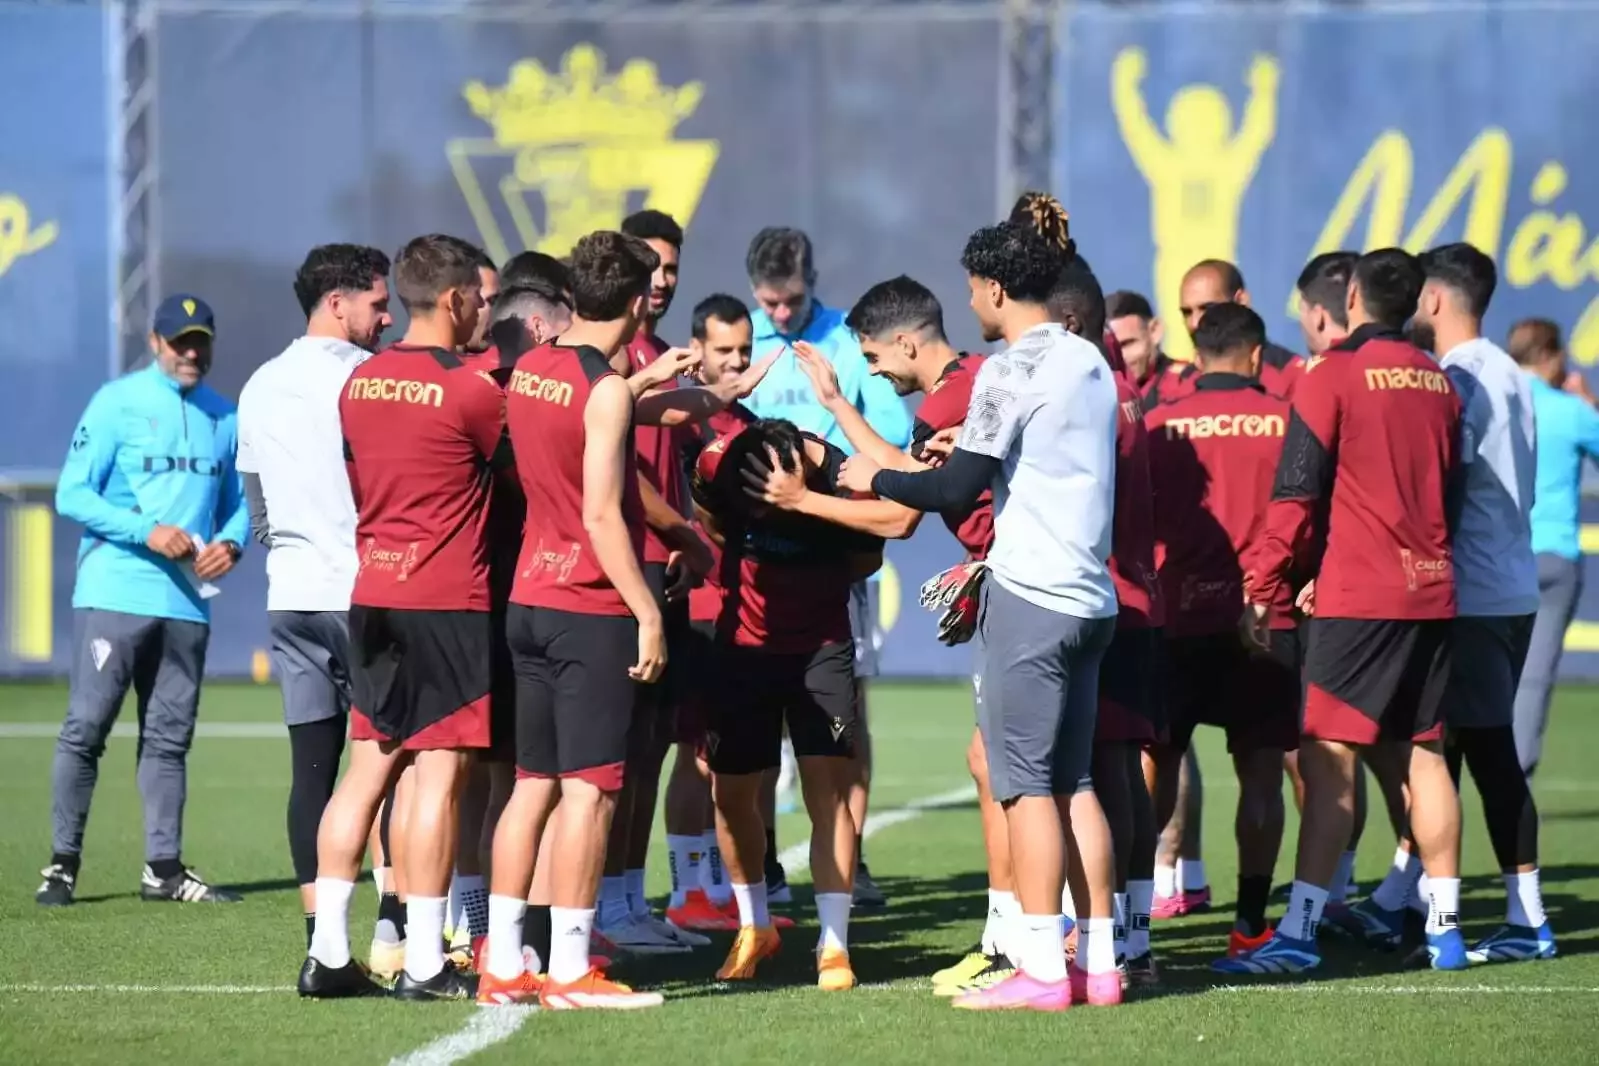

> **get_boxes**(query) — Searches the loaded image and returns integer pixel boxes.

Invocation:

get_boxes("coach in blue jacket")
[37,295,249,908]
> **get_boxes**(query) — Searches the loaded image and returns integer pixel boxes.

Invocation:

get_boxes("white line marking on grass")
[386,1006,536,1066]
[1213,983,1599,996]
[776,783,978,875]
[0,722,287,740]
[0,983,290,994]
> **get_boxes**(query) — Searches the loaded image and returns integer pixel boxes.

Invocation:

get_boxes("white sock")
[625,868,649,919]
[597,875,629,928]
[1154,863,1177,898]
[548,906,595,984]
[1126,879,1154,957]
[1180,858,1208,892]
[1505,869,1546,928]
[816,892,851,953]
[309,877,355,968]
[981,889,1016,957]
[486,894,527,980]
[667,834,702,908]
[373,866,388,899]
[1112,893,1128,960]
[1061,883,1077,920]
[1426,876,1461,935]
[730,881,770,928]
[1328,851,1357,904]
[446,876,462,940]
[702,835,733,905]
[1280,880,1329,941]
[1370,845,1420,911]
[1083,916,1117,975]
[403,896,447,981]
[1020,912,1067,983]
[1412,873,1432,915]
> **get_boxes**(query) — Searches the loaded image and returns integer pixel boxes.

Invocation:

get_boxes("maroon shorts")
[1165,628,1301,755]
[347,606,492,751]
[1096,625,1163,743]
[1302,618,1450,745]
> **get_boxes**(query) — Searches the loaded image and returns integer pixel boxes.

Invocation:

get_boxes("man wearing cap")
[36,294,250,907]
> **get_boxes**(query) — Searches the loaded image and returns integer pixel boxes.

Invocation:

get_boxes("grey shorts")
[1444,614,1535,730]
[269,610,352,727]
[848,579,879,680]
[975,578,1116,802]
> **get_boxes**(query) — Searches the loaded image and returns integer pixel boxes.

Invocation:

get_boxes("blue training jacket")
[743,302,913,454]
[56,362,248,623]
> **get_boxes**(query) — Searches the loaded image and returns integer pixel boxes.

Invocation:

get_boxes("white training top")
[236,336,369,612]
[958,322,1119,620]
[1441,336,1540,618]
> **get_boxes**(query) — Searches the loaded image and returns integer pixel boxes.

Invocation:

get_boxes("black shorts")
[1303,618,1451,745]
[1165,629,1301,754]
[484,607,517,763]
[675,620,717,746]
[347,606,492,750]
[705,641,856,775]
[637,562,692,723]
[507,604,637,790]
[1097,625,1164,742]
[1443,615,1535,729]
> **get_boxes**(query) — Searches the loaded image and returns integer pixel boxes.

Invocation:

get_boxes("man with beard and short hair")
[1178,260,1303,399]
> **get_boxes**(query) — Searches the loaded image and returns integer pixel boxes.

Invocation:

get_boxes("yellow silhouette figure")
[1112,48,1279,361]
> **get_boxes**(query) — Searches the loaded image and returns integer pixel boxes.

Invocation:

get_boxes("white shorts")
[849,579,880,679]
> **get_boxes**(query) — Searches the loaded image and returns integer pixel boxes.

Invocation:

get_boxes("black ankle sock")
[856,834,866,866]
[1236,875,1272,937]
[149,858,185,881]
[378,892,407,939]
[765,828,778,862]
[51,852,80,876]
[304,914,316,951]
[524,905,553,966]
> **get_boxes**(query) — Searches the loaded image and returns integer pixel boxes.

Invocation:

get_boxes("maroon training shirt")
[1112,374,1163,629]
[628,332,688,565]
[1250,324,1461,620]
[458,345,527,608]
[1146,373,1294,636]
[912,354,993,560]
[341,344,506,611]
[507,342,646,616]
[682,401,758,624]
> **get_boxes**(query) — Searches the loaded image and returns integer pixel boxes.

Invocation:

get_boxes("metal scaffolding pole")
[117,0,160,373]
[998,0,1055,211]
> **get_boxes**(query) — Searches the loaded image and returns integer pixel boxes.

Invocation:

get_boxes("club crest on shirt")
[90,638,111,672]
[447,45,721,263]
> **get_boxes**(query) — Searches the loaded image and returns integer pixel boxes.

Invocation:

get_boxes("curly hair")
[960,222,1069,305]
[1008,191,1077,261]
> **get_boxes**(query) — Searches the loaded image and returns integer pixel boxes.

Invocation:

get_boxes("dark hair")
[692,418,808,525]
[293,243,391,317]
[1296,251,1358,327]
[489,280,569,327]
[845,275,946,342]
[1507,317,1563,366]
[1046,258,1105,339]
[1193,302,1267,360]
[1187,258,1246,295]
[392,234,487,313]
[1008,191,1077,261]
[621,209,684,250]
[745,227,815,286]
[1352,248,1425,329]
[501,250,570,294]
[567,230,658,321]
[691,293,751,341]
[1106,290,1155,322]
[1419,242,1498,319]
[960,222,1066,305]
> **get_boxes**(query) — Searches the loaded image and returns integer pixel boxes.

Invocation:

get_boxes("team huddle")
[37,188,1558,1013]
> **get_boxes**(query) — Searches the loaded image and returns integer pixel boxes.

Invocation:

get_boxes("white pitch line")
[1213,983,1599,995]
[386,1006,536,1066]
[776,783,978,875]
[0,722,288,739]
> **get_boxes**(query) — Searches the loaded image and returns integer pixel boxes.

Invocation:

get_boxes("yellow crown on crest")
[464,44,705,148]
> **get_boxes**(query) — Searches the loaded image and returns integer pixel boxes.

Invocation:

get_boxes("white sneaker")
[644,913,710,948]
[600,913,693,955]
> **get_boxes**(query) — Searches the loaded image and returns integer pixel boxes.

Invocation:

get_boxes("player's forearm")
[792,490,921,540]
[872,448,996,513]
[1247,498,1314,607]
[635,386,729,428]
[585,512,662,629]
[821,397,903,470]
[639,474,694,544]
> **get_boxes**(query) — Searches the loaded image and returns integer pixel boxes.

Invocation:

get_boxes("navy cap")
[152,294,215,339]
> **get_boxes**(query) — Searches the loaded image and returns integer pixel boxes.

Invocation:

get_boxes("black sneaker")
[852,863,887,908]
[298,957,387,999]
[140,865,242,903]
[35,864,76,907]
[393,962,479,1001]
[766,862,792,905]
